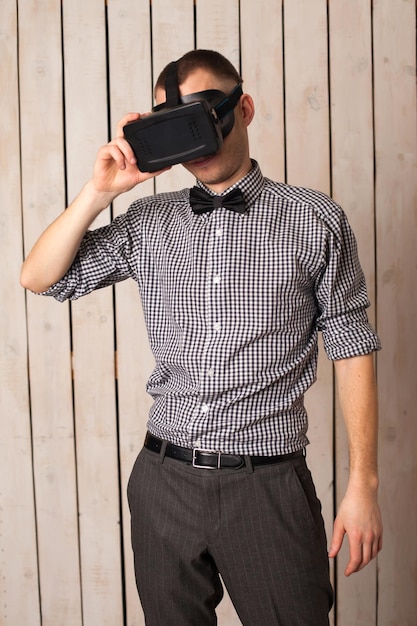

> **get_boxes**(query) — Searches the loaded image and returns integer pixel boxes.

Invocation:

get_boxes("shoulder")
[262,178,347,233]
[127,187,191,215]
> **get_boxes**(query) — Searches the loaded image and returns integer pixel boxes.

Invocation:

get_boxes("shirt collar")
[195,159,265,212]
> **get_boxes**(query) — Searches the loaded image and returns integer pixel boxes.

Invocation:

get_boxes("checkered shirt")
[44,161,381,455]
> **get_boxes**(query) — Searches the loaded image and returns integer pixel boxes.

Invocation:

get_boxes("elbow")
[20,263,45,293]
[20,263,32,290]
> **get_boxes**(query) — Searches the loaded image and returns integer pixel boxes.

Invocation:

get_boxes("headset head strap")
[164,61,181,107]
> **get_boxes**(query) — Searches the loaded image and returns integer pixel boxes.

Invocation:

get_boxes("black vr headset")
[123,60,243,172]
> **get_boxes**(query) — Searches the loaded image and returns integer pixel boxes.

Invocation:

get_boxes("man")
[21,49,382,625]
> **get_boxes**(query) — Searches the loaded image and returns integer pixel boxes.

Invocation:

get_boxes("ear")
[154,86,166,106]
[239,93,255,127]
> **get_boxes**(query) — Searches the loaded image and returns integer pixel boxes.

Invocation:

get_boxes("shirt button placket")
[212,223,222,335]
[210,217,223,399]
[199,215,224,419]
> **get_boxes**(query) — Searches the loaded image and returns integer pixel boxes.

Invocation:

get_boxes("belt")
[144,432,304,470]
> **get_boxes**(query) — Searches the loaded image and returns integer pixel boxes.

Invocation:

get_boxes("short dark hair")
[155,49,243,92]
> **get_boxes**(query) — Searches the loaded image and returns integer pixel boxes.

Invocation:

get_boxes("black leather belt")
[144,432,303,470]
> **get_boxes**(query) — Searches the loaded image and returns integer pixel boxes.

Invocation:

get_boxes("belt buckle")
[192,448,221,469]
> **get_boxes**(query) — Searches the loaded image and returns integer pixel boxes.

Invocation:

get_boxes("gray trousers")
[127,446,333,625]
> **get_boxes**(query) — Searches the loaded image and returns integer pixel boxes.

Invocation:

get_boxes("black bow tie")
[189,187,246,215]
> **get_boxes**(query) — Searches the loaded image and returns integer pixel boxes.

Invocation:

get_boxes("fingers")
[93,113,172,194]
[100,137,136,169]
[344,531,364,576]
[116,112,141,138]
[355,530,382,574]
[114,113,153,170]
[329,515,383,577]
[333,528,383,577]
[328,519,345,559]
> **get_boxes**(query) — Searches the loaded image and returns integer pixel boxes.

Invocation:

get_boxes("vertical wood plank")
[0,1,40,624]
[18,0,82,624]
[107,1,154,623]
[196,0,240,68]
[240,0,286,182]
[62,0,124,623]
[284,0,330,190]
[329,2,378,623]
[373,1,417,624]
[151,0,195,192]
[283,3,334,623]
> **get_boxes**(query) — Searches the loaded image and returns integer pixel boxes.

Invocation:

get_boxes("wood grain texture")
[0,1,40,624]
[62,0,123,623]
[373,1,417,624]
[329,2,378,623]
[240,0,286,182]
[107,1,154,623]
[18,0,82,624]
[196,0,240,67]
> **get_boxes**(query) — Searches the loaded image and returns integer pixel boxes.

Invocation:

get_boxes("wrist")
[83,179,119,214]
[347,470,379,493]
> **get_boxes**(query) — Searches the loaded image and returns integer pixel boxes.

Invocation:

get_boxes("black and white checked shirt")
[45,161,380,455]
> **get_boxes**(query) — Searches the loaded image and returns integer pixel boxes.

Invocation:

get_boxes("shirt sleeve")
[314,205,381,360]
[42,207,141,302]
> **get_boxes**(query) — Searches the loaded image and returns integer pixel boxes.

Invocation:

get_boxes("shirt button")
[215,228,222,238]
[201,404,209,413]
[207,368,214,377]
[213,275,221,284]
[213,322,221,332]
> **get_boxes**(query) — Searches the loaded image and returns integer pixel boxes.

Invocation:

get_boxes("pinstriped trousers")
[127,446,333,626]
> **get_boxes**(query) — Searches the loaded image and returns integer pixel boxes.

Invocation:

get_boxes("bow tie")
[189,186,246,215]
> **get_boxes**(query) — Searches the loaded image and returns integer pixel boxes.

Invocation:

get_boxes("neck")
[200,158,253,194]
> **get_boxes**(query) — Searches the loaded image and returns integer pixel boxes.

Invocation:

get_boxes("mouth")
[187,154,216,167]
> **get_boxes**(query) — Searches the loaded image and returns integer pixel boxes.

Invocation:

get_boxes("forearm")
[20,181,115,293]
[334,353,379,488]
[329,352,382,575]
[20,112,168,294]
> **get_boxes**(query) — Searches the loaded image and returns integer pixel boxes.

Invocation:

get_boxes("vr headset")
[123,60,243,172]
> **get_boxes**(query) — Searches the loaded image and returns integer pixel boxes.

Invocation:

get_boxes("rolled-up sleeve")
[42,208,141,302]
[314,208,381,360]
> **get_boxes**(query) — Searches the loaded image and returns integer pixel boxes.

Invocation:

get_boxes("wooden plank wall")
[1,1,416,624]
